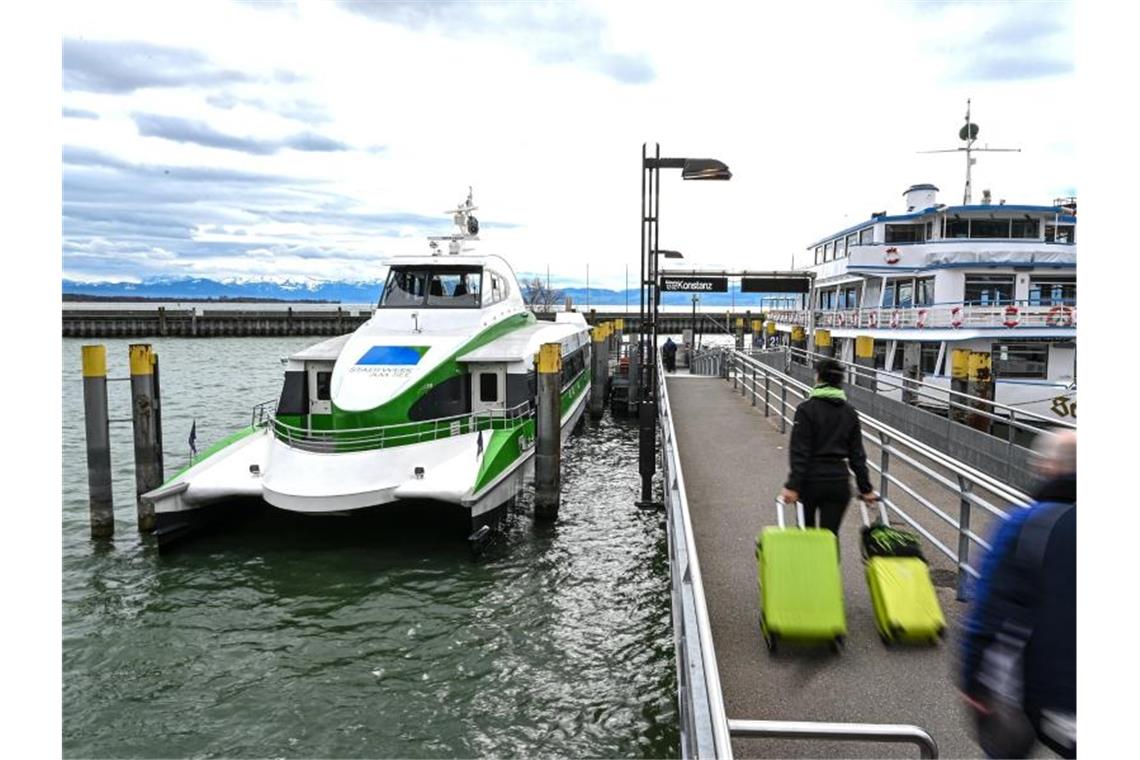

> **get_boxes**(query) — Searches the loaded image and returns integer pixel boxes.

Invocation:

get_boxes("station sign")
[659,276,728,293]
[741,277,811,294]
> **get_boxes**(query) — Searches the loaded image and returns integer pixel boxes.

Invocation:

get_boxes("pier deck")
[666,374,981,758]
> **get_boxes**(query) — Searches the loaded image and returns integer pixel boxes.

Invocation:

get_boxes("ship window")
[1029,276,1076,306]
[1011,218,1040,238]
[965,275,1015,305]
[882,282,896,308]
[479,372,499,402]
[815,246,823,264]
[915,277,934,307]
[944,218,969,238]
[920,342,941,375]
[993,342,1048,379]
[380,266,483,308]
[276,371,308,416]
[873,341,887,369]
[970,219,1011,238]
[1045,225,1075,244]
[859,227,874,244]
[823,242,832,261]
[845,234,857,255]
[885,224,924,243]
[896,281,914,309]
[315,371,332,401]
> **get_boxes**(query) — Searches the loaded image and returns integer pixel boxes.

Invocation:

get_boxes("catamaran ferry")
[765,107,1076,423]
[144,191,594,545]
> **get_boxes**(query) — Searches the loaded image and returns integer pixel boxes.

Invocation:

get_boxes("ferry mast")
[919,99,1020,204]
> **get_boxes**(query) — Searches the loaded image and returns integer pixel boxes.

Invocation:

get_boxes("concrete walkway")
[666,375,983,759]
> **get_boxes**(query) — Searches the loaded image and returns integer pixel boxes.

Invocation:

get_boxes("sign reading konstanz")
[659,276,728,293]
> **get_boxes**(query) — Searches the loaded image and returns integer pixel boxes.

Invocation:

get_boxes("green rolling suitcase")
[859,500,946,645]
[756,497,847,654]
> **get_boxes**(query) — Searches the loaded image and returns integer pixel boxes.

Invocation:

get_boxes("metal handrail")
[657,353,733,757]
[724,347,1031,599]
[727,719,938,758]
[780,345,1075,433]
[767,301,1077,330]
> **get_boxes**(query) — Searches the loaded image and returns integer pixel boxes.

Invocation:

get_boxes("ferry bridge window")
[1011,218,1040,238]
[885,224,925,243]
[964,275,1015,305]
[970,219,1011,238]
[1029,276,1076,306]
[1045,225,1075,244]
[380,266,483,308]
[427,271,481,307]
[859,227,874,245]
[944,218,969,238]
[993,342,1049,379]
[380,269,427,307]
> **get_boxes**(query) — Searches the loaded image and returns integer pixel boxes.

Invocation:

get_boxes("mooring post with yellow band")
[966,351,994,433]
[790,325,806,364]
[534,342,562,520]
[814,328,833,360]
[129,344,162,532]
[590,325,607,419]
[855,335,875,390]
[950,348,971,424]
[82,344,114,538]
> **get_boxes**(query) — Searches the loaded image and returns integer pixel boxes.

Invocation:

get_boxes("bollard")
[901,342,922,405]
[534,343,562,520]
[790,325,806,363]
[627,341,641,415]
[855,335,875,390]
[82,345,114,538]
[735,317,745,350]
[129,344,162,532]
[751,319,762,349]
[815,328,833,360]
[766,320,777,350]
[966,351,994,433]
[589,325,606,418]
[950,349,971,424]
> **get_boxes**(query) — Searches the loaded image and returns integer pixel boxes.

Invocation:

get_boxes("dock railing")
[766,300,1076,330]
[658,354,944,758]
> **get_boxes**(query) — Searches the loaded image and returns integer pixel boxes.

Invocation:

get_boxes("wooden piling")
[82,345,114,538]
[129,344,162,532]
[534,343,562,520]
[590,324,607,418]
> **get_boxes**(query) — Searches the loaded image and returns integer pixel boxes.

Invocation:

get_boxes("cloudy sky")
[61,0,1076,289]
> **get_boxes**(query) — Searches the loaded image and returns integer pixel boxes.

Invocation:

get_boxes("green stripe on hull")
[167,425,259,482]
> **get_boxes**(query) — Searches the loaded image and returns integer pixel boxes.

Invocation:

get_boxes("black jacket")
[784,393,874,494]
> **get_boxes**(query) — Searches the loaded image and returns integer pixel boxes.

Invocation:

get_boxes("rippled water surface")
[62,337,678,758]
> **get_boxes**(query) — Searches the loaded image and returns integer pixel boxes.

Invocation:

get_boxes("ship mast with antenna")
[918,99,1021,204]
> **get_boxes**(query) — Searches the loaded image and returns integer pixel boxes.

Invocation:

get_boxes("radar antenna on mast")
[917,99,1021,204]
[428,187,480,255]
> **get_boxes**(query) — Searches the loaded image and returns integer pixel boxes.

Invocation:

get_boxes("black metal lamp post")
[637,144,731,505]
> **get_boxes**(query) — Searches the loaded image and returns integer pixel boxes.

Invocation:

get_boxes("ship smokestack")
[903,183,939,213]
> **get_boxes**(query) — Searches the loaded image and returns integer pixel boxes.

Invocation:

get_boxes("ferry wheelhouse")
[766,182,1076,423]
[144,191,594,546]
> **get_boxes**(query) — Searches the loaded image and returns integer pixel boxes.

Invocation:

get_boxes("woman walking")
[780,357,877,536]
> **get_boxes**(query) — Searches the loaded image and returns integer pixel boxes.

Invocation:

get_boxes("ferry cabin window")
[873,340,888,369]
[993,342,1049,379]
[823,242,832,261]
[885,224,925,243]
[1011,218,1040,238]
[845,234,857,254]
[915,277,934,307]
[859,227,874,245]
[944,218,969,238]
[479,372,499,402]
[380,266,483,308]
[896,281,914,309]
[882,282,895,308]
[316,371,332,401]
[970,219,1010,238]
[920,342,941,375]
[1029,276,1076,306]
[1045,225,1075,244]
[964,275,1015,305]
[814,246,823,264]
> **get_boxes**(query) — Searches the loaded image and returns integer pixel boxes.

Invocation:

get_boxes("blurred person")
[662,337,677,373]
[959,430,1076,758]
[780,357,877,536]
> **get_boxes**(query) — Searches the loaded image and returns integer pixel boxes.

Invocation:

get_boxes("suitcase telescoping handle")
[858,494,889,528]
[775,495,807,530]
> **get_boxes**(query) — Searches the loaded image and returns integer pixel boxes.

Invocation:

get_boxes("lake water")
[61,337,678,758]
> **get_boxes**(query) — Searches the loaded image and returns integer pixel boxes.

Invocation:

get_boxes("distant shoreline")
[62,293,340,304]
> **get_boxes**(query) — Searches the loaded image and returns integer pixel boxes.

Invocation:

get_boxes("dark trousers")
[801,479,851,535]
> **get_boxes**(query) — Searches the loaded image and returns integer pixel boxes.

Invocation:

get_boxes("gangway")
[662,347,1034,758]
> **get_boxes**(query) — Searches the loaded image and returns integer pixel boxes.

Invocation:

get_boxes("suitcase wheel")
[879,630,893,647]
[830,635,845,654]
[764,632,779,655]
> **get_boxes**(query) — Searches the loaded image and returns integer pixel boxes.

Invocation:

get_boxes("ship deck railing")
[766,300,1077,330]
[252,400,534,453]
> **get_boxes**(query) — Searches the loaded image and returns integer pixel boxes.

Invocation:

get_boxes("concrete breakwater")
[63,304,762,338]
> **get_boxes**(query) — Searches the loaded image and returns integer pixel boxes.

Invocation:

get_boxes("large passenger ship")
[144,191,594,545]
[766,111,1076,423]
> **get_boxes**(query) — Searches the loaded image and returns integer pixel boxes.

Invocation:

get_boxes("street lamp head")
[682,158,732,180]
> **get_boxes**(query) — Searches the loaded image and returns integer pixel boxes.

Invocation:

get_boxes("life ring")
[884,247,900,265]
[916,309,928,328]
[950,306,963,328]
[1047,305,1074,327]
[1003,304,1020,328]
[890,309,901,328]
[868,310,879,328]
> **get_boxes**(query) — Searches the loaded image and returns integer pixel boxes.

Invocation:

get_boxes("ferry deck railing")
[772,345,1076,439]
[255,401,535,453]
[658,354,945,758]
[766,300,1076,330]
